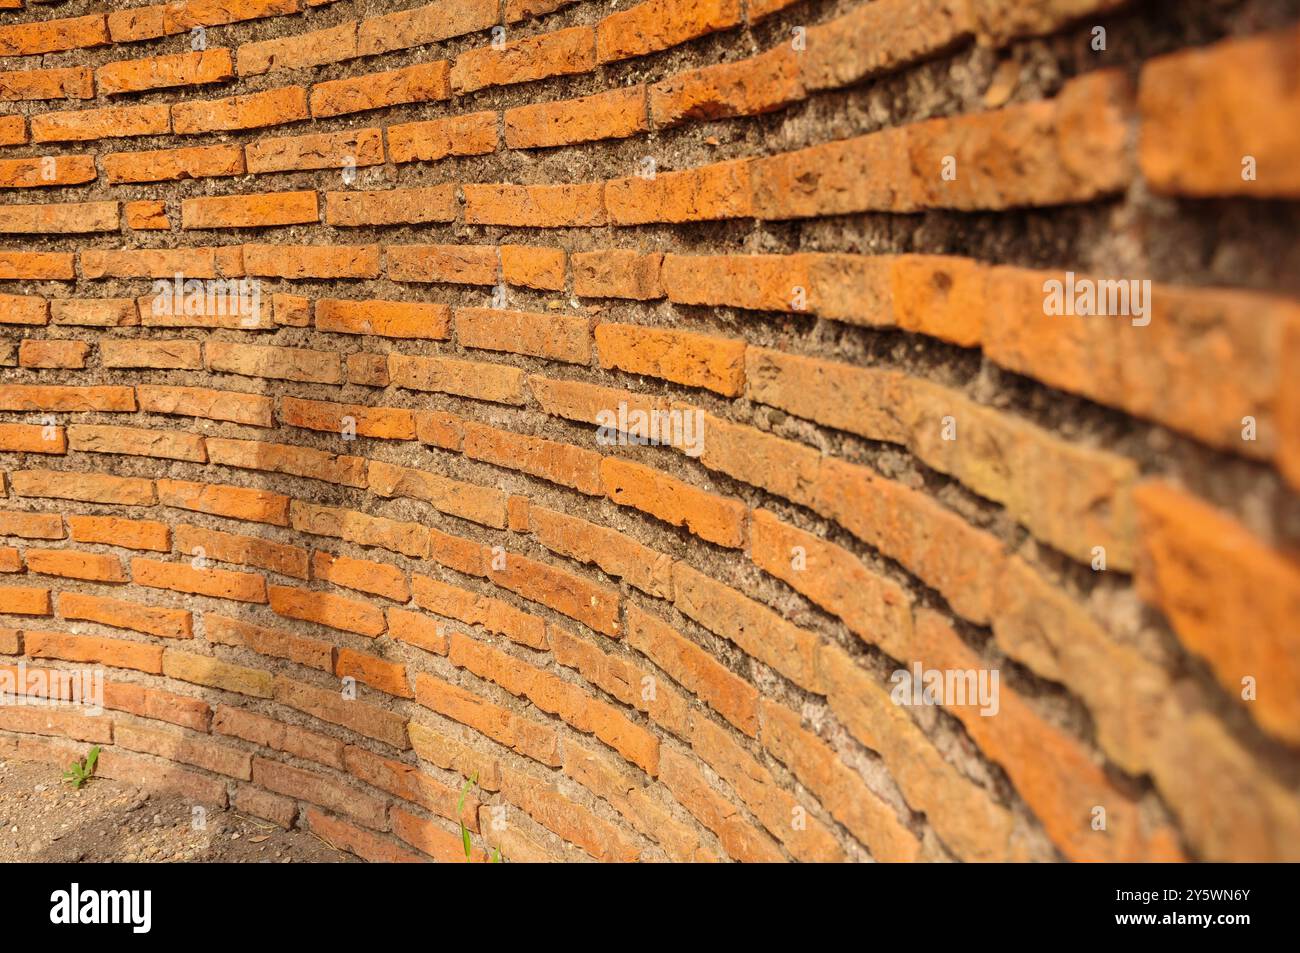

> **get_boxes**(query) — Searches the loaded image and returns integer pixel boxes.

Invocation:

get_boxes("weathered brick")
[596,0,741,64]
[368,459,507,528]
[457,307,591,364]
[326,186,458,227]
[605,159,752,224]
[387,243,496,283]
[0,15,110,57]
[246,127,383,173]
[172,85,309,134]
[31,104,170,143]
[463,182,605,227]
[452,27,595,93]
[595,323,745,395]
[27,629,163,672]
[214,704,344,768]
[59,591,191,639]
[137,384,274,427]
[243,243,379,278]
[500,245,565,290]
[67,424,207,463]
[0,66,95,101]
[0,155,97,188]
[389,353,527,405]
[205,613,333,671]
[388,111,498,164]
[16,339,89,369]
[506,86,646,148]
[650,47,800,126]
[182,190,319,229]
[0,201,118,235]
[412,574,546,650]
[97,49,234,96]
[311,61,450,117]
[269,584,385,637]
[10,469,153,506]
[157,478,290,526]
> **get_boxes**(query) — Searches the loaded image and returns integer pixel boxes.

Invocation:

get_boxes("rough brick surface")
[1,0,1296,867]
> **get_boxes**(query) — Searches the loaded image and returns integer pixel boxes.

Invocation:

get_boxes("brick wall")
[1,0,1298,862]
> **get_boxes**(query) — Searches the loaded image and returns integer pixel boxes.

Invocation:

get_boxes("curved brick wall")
[1,0,1298,862]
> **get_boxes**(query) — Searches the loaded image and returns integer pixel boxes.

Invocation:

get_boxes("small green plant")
[457,773,502,863]
[62,745,101,790]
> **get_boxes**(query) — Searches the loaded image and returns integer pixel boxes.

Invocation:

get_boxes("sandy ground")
[0,758,355,863]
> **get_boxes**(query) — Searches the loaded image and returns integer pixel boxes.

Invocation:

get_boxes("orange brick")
[214,703,344,768]
[462,422,602,495]
[163,649,274,697]
[206,612,333,671]
[0,66,94,101]
[103,144,246,184]
[386,243,497,284]
[0,586,52,616]
[0,155,97,188]
[59,591,192,639]
[101,339,202,369]
[658,746,783,861]
[182,190,319,229]
[596,0,740,63]
[676,562,823,694]
[236,20,359,75]
[281,396,416,440]
[205,437,366,488]
[115,721,251,780]
[601,458,746,549]
[246,127,384,173]
[290,501,429,560]
[386,607,450,655]
[133,556,267,603]
[451,26,595,93]
[96,49,234,95]
[595,323,744,395]
[100,679,210,731]
[389,353,527,405]
[1,294,49,325]
[307,809,423,862]
[326,185,458,227]
[81,247,236,280]
[0,423,64,454]
[269,584,386,637]
[529,505,672,597]
[501,245,565,290]
[506,85,646,148]
[1140,25,1300,199]
[412,574,546,650]
[414,672,561,766]
[109,0,301,42]
[388,111,498,164]
[67,424,207,463]
[68,515,170,552]
[31,104,170,143]
[172,85,309,134]
[312,551,410,602]
[275,675,410,748]
[0,382,134,413]
[157,478,290,526]
[137,384,274,427]
[457,307,591,364]
[175,524,308,579]
[125,200,170,230]
[1135,482,1300,746]
[10,470,154,506]
[357,0,498,56]
[17,341,88,372]
[650,47,800,126]
[0,15,109,57]
[26,549,126,583]
[0,512,64,540]
[605,159,752,224]
[336,647,412,698]
[206,341,340,383]
[0,201,118,235]
[463,182,606,227]
[487,550,621,636]
[316,298,451,340]
[311,61,450,117]
[26,630,162,673]
[243,243,380,278]
[49,299,138,327]
[625,603,757,735]
[368,459,508,528]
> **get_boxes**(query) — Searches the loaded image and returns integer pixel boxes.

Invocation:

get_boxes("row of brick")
[6,21,1297,207]
[10,364,1300,863]
[5,240,1296,479]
